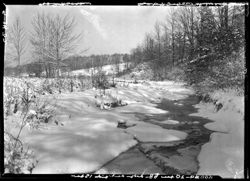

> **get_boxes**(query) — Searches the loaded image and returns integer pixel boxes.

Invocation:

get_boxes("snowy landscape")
[3,4,245,179]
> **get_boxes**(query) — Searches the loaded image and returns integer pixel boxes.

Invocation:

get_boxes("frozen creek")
[96,95,214,175]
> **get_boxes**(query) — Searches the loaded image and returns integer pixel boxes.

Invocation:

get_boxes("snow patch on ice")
[115,103,168,114]
[125,121,187,142]
[161,120,180,125]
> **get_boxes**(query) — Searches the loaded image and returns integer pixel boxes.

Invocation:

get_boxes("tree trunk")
[172,29,175,68]
[182,33,186,61]
[44,63,49,78]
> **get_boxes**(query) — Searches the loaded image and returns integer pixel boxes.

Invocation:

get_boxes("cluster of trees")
[63,53,130,71]
[129,4,245,88]
[5,12,84,78]
[4,53,131,77]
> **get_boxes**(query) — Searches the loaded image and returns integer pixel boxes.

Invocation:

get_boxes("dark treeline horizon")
[4,53,132,77]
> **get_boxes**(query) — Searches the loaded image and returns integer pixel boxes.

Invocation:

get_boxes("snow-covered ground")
[191,90,244,178]
[4,77,244,177]
[5,80,191,174]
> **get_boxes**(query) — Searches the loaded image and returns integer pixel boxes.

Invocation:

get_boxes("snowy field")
[4,77,244,177]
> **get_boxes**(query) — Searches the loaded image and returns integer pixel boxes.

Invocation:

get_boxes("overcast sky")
[5,5,172,64]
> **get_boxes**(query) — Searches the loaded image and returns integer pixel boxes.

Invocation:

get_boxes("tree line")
[128,5,245,90]
[4,53,131,77]
[63,53,130,71]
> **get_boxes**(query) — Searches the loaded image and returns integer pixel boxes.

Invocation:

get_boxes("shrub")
[94,91,127,109]
[4,131,38,174]
[186,48,245,94]
[78,76,89,90]
[165,67,185,81]
[92,71,110,94]
[213,49,245,90]
[27,98,56,128]
[4,80,55,173]
[42,79,53,94]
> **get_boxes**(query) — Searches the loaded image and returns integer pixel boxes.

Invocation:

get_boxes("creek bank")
[192,91,244,178]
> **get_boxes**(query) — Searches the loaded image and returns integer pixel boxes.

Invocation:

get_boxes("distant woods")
[5,53,131,78]
[129,5,245,90]
[63,53,130,72]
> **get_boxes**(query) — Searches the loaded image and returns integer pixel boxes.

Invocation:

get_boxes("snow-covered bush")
[4,78,38,116]
[130,63,154,80]
[4,79,56,173]
[42,79,54,94]
[27,98,56,129]
[4,101,38,173]
[4,131,38,174]
[77,76,92,90]
[94,90,127,110]
[212,49,245,92]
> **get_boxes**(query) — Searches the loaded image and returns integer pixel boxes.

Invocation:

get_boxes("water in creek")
[96,94,215,175]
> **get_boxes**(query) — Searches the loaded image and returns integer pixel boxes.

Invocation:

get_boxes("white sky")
[5,5,172,64]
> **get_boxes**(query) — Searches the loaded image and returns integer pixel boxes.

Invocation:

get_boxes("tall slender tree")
[6,17,26,75]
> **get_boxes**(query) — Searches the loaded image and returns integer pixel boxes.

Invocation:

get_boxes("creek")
[97,94,215,174]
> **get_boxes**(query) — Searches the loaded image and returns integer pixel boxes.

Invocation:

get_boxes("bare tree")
[30,13,83,78]
[30,13,53,77]
[162,24,171,77]
[50,14,82,77]
[154,21,163,80]
[143,33,155,62]
[176,6,198,61]
[6,17,26,75]
[168,8,177,68]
